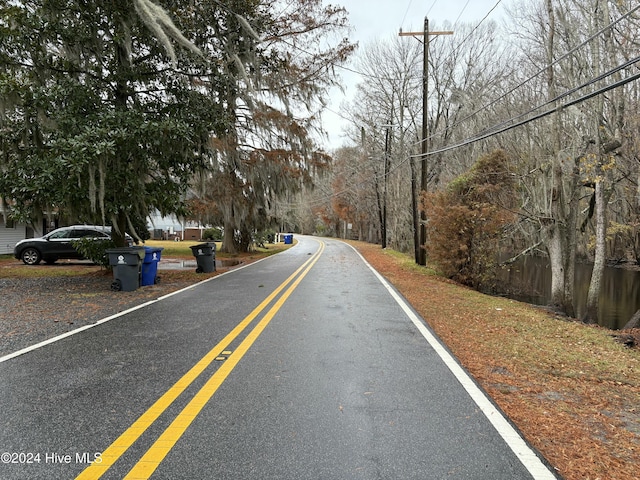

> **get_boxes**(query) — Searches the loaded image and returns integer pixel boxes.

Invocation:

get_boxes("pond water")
[157,259,243,270]
[501,256,640,330]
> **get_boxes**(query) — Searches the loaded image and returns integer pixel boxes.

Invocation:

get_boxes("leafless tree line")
[303,0,640,323]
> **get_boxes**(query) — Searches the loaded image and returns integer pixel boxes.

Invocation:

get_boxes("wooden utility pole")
[400,19,452,265]
[382,122,391,249]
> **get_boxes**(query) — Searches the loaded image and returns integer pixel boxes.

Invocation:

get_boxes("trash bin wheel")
[111,280,122,291]
[154,276,160,284]
[195,267,203,273]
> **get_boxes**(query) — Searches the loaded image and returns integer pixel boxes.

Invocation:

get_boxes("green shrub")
[254,228,276,248]
[72,238,116,267]
[203,227,223,241]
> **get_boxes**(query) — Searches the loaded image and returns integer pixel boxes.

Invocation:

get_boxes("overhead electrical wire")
[425,0,439,18]
[215,1,640,208]
[326,3,640,159]
[295,46,640,207]
[291,55,640,209]
[415,3,640,153]
[448,0,502,51]
[400,0,415,28]
[467,53,640,145]
[417,60,640,158]
[453,0,472,26]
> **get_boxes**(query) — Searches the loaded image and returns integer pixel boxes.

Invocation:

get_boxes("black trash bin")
[106,247,145,291]
[190,242,216,273]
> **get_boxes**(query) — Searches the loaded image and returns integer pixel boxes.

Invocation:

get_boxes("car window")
[76,229,108,238]
[48,229,73,239]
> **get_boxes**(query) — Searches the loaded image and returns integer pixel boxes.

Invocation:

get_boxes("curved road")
[0,236,557,479]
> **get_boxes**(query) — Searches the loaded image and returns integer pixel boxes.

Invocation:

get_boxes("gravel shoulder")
[0,270,199,358]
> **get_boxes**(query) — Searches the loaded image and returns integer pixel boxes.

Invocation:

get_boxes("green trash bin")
[106,247,145,291]
[190,242,216,273]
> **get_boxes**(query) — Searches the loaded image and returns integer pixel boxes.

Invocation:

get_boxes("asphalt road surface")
[0,236,558,479]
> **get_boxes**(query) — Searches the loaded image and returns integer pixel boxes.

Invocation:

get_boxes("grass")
[0,259,96,278]
[144,239,219,257]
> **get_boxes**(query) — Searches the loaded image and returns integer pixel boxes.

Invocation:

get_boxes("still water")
[501,256,640,330]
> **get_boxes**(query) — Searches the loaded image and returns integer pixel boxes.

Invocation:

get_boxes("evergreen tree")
[0,1,220,242]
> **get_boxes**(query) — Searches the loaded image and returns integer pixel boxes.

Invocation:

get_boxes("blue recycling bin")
[283,234,293,245]
[141,246,164,286]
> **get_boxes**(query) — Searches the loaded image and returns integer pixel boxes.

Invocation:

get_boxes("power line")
[400,0,415,28]
[418,3,640,152]
[450,0,502,50]
[426,0,438,18]
[305,49,640,208]
[412,59,640,158]
[453,0,472,26]
[471,53,640,142]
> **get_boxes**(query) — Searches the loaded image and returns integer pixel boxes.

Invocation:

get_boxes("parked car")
[14,225,132,265]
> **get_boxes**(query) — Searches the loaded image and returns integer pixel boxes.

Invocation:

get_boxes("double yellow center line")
[77,240,325,480]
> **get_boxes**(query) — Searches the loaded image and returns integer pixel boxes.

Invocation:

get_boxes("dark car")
[14,225,132,265]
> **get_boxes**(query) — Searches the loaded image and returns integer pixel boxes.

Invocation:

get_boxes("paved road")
[0,237,557,479]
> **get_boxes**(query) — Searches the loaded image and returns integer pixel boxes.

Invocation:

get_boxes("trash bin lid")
[106,247,145,265]
[143,246,164,262]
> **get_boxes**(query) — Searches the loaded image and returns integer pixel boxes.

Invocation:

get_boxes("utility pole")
[400,18,452,265]
[382,120,391,249]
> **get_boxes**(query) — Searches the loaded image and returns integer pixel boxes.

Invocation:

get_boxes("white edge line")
[345,243,558,480]
[0,300,156,364]
[0,253,277,365]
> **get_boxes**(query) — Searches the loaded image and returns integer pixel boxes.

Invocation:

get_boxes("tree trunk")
[111,211,128,247]
[222,217,237,254]
[563,185,578,317]
[545,219,566,310]
[543,0,574,315]
[623,310,640,330]
[584,179,606,323]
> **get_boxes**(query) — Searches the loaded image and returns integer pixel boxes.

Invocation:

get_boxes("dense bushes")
[423,150,516,292]
[71,238,116,267]
[203,227,223,241]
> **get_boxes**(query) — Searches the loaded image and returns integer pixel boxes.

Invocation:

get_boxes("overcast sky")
[321,0,513,150]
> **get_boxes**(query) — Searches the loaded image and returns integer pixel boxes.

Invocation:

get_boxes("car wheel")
[21,248,42,265]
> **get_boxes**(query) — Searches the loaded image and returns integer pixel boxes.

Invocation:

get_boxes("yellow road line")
[123,241,324,479]
[76,241,323,480]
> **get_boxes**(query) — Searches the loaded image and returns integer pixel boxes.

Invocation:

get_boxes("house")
[147,210,209,241]
[0,203,53,255]
[147,211,183,240]
[0,217,29,255]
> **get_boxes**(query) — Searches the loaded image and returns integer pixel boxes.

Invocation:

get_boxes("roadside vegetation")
[351,240,639,480]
